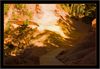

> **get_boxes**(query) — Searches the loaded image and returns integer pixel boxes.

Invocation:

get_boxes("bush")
[61,4,96,19]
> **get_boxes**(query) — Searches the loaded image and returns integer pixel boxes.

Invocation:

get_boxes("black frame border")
[0,0,99,68]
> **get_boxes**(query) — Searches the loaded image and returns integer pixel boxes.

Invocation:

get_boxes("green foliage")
[15,4,26,10]
[15,4,32,18]
[4,27,34,56]
[4,4,9,14]
[15,4,27,15]
[85,4,96,17]
[18,20,29,33]
[12,11,20,20]
[23,19,29,26]
[47,32,68,47]
[27,12,33,19]
[61,4,96,18]
[5,21,11,34]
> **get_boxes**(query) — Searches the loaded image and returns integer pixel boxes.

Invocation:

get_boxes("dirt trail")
[39,18,91,65]
[40,48,66,65]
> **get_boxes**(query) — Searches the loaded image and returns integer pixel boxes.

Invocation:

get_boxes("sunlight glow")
[32,4,70,38]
